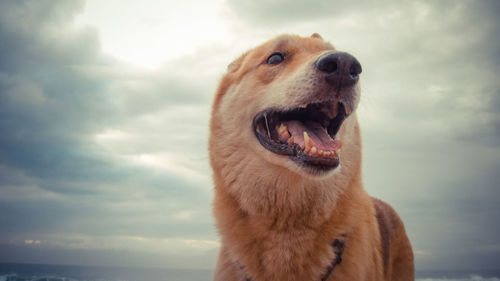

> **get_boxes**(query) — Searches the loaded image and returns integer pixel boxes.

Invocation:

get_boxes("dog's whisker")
[264,113,271,138]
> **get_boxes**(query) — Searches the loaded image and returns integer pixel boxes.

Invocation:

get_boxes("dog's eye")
[266,53,285,65]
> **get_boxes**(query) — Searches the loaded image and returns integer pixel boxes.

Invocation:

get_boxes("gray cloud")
[226,0,382,25]
[0,0,217,268]
[0,0,112,181]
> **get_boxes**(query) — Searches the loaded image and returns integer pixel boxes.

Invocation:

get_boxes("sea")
[0,263,499,281]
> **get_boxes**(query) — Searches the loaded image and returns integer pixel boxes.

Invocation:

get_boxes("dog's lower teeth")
[311,147,317,155]
[304,131,312,151]
[303,148,339,158]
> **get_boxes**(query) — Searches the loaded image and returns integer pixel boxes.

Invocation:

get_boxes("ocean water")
[0,263,499,281]
[0,263,211,281]
[416,276,500,281]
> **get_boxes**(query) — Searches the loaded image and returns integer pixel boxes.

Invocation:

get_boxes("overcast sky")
[0,0,499,272]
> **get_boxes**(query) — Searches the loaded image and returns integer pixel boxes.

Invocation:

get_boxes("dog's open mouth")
[253,101,348,172]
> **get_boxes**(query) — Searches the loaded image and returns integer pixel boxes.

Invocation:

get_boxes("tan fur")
[209,34,414,281]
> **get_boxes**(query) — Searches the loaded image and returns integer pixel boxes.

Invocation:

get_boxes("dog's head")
[210,34,362,185]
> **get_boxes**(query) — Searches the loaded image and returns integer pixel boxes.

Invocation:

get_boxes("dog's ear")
[227,52,248,73]
[311,33,323,40]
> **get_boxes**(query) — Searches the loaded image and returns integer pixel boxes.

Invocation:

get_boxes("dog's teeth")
[323,103,339,119]
[332,103,339,117]
[326,150,339,158]
[303,132,312,152]
[318,149,324,157]
[311,146,317,155]
[344,105,351,115]
[287,136,295,146]
[278,123,290,139]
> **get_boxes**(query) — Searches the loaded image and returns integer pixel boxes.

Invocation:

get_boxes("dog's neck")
[220,162,362,229]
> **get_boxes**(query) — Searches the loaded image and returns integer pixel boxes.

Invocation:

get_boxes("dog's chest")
[251,229,334,281]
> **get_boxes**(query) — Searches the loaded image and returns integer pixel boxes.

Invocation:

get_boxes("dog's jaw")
[252,101,354,176]
[210,111,362,220]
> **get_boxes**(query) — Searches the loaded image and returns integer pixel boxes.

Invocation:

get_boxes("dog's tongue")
[285,120,341,151]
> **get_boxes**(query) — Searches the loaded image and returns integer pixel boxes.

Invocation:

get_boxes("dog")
[209,33,414,281]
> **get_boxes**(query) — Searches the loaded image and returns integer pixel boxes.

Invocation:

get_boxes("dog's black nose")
[315,52,362,88]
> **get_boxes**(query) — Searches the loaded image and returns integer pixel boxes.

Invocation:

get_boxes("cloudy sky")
[0,0,499,272]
